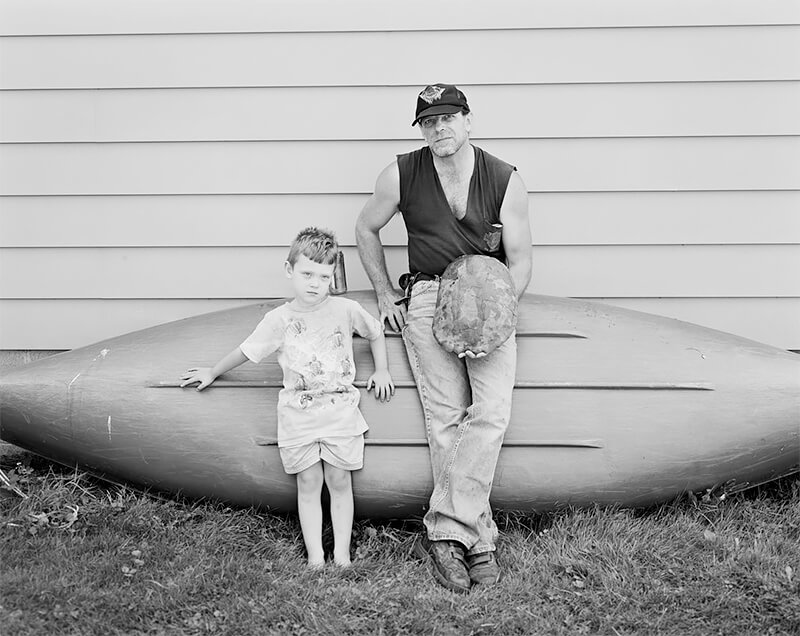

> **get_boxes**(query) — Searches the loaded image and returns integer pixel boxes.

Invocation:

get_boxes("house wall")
[1,0,799,352]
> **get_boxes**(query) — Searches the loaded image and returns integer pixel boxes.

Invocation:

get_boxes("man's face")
[418,111,471,158]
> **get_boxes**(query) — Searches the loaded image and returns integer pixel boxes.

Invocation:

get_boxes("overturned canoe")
[1,292,798,516]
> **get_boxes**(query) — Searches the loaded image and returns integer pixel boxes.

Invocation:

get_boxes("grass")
[1,445,798,636]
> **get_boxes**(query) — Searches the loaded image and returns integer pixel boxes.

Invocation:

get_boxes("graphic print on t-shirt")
[282,317,358,411]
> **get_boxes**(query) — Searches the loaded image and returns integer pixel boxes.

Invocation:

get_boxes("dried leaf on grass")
[0,467,29,499]
[25,505,80,534]
[60,505,79,529]
[27,512,49,535]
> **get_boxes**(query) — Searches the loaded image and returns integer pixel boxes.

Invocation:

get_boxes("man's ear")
[284,261,293,278]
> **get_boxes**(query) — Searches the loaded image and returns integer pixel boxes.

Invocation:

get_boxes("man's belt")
[395,272,439,307]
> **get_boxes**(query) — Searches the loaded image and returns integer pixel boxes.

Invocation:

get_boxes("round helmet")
[433,255,518,355]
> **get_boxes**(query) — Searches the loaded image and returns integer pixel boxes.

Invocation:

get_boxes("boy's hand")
[366,370,395,402]
[180,367,217,391]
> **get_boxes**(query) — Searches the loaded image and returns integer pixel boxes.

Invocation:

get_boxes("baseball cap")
[412,84,470,126]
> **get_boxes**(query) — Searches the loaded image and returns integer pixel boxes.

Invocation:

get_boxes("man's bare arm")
[499,171,532,298]
[355,161,407,331]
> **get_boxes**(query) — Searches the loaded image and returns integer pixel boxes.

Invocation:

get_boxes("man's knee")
[467,400,511,432]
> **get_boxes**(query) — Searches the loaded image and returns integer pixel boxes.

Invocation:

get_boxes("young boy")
[180,227,394,568]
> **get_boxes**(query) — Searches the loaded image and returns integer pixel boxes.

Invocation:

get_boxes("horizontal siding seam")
[2,244,799,249]
[4,78,800,91]
[3,134,800,144]
[7,24,800,38]
[2,22,800,37]
[4,189,800,197]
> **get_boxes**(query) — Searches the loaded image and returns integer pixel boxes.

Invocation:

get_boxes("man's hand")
[180,367,217,391]
[366,369,395,402]
[458,350,487,359]
[378,291,407,332]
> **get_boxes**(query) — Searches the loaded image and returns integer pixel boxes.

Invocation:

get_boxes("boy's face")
[285,254,335,308]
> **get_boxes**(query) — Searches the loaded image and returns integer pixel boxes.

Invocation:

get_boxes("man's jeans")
[402,280,516,555]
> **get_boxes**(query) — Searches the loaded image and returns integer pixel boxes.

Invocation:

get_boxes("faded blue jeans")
[402,280,516,555]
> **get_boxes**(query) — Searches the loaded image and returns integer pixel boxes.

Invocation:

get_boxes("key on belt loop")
[395,272,438,307]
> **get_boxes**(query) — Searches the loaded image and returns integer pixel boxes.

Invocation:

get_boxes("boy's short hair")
[287,227,339,266]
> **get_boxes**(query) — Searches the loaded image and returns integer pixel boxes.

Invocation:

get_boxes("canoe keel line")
[1,292,797,516]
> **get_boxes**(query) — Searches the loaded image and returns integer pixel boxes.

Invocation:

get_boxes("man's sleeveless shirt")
[397,145,516,276]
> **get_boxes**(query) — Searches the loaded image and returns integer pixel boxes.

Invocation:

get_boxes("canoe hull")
[1,292,798,516]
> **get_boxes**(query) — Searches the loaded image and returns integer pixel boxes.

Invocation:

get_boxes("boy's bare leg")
[295,462,325,568]
[323,463,354,566]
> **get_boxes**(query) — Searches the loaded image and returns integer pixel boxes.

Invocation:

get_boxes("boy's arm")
[365,332,394,402]
[180,347,249,391]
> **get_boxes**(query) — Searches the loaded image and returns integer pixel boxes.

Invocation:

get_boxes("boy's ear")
[284,261,293,278]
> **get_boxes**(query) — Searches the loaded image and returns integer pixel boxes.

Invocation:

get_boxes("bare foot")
[333,553,351,568]
[307,559,325,570]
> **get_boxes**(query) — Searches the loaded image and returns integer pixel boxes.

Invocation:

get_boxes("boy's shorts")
[279,434,364,475]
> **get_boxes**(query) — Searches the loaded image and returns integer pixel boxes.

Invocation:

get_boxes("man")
[355,84,532,592]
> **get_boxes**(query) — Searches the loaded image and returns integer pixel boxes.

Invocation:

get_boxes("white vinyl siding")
[1,243,796,298]
[2,26,798,89]
[3,82,800,143]
[3,192,798,247]
[2,0,796,34]
[1,0,798,350]
[3,137,797,194]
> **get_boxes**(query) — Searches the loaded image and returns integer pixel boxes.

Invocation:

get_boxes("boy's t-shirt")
[239,296,383,447]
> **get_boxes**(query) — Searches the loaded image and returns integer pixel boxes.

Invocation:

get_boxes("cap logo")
[419,85,446,104]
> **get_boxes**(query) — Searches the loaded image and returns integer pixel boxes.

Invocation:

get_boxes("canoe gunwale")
[252,436,606,449]
[150,381,715,391]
